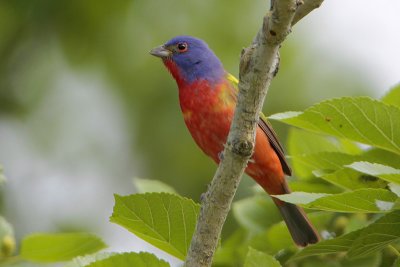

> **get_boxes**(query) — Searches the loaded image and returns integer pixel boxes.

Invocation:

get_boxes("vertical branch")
[184,0,323,266]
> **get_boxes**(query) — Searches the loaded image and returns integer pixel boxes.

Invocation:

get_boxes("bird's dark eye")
[177,42,188,52]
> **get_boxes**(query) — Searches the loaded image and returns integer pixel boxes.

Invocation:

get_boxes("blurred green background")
[1,0,398,264]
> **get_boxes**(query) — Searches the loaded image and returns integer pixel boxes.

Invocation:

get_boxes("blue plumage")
[164,36,225,84]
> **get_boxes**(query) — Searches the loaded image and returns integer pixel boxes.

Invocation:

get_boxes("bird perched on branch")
[150,36,319,246]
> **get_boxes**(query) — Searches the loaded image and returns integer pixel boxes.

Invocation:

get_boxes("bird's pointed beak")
[149,45,171,58]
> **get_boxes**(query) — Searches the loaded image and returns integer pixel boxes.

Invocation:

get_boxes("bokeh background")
[0,0,399,265]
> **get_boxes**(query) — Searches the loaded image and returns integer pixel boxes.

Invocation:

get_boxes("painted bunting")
[150,36,319,246]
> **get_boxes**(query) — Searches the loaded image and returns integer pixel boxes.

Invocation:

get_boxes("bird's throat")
[163,59,185,88]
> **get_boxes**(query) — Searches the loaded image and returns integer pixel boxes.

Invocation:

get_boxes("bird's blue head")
[150,36,225,85]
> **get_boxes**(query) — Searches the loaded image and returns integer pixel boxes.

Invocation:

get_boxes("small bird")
[150,36,319,246]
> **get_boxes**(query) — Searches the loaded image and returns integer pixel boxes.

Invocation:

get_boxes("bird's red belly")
[184,109,285,195]
[183,108,232,162]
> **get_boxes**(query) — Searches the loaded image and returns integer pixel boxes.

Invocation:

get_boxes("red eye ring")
[177,42,188,52]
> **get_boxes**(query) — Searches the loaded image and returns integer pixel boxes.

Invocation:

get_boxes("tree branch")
[184,1,323,266]
[292,0,324,26]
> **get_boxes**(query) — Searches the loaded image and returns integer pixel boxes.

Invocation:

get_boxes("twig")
[292,0,324,26]
[184,0,324,266]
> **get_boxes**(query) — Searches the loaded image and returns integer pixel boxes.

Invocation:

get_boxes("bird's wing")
[226,73,292,176]
[258,113,292,176]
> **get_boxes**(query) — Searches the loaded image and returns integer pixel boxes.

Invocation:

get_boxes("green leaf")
[255,212,331,253]
[232,196,281,234]
[133,178,177,194]
[393,257,400,267]
[319,168,387,190]
[340,251,382,267]
[263,221,293,251]
[274,189,398,213]
[272,192,328,205]
[288,128,362,156]
[248,220,292,254]
[342,213,369,234]
[382,84,400,108]
[20,233,107,263]
[290,229,362,261]
[290,152,360,179]
[362,148,400,169]
[110,193,200,260]
[86,252,169,267]
[347,162,400,184]
[214,229,248,266]
[348,210,400,259]
[295,252,381,267]
[65,253,115,267]
[270,97,400,155]
[244,248,281,267]
[394,199,400,210]
[292,149,400,181]
[288,179,343,194]
[389,183,400,197]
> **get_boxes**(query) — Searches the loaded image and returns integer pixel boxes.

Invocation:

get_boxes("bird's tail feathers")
[274,199,320,247]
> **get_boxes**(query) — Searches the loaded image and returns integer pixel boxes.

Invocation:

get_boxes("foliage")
[273,189,398,212]
[64,253,116,267]
[267,85,400,265]
[1,86,400,266]
[110,193,200,260]
[244,248,281,267]
[20,233,106,263]
[84,252,170,267]
[0,0,398,265]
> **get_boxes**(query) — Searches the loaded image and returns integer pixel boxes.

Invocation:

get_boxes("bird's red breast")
[177,76,285,195]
